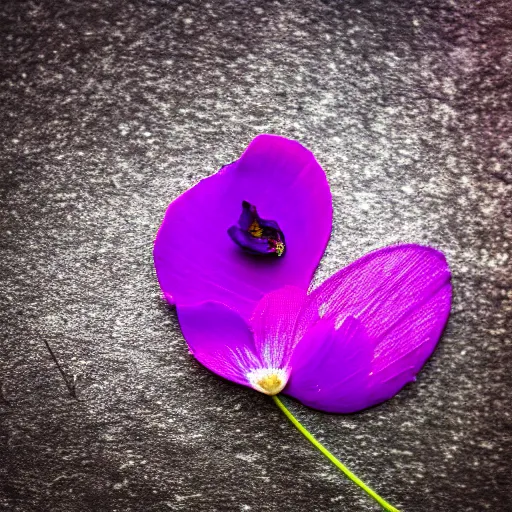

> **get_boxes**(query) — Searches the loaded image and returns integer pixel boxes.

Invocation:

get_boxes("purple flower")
[154,135,451,413]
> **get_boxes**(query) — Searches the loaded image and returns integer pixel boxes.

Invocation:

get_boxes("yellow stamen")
[274,242,285,257]
[249,220,264,238]
[257,374,284,395]
[247,368,289,395]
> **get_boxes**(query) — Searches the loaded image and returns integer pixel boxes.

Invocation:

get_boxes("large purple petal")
[285,316,374,413]
[291,244,452,412]
[154,134,332,320]
[177,302,260,387]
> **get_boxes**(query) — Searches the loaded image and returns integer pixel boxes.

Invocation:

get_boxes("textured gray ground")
[1,1,511,511]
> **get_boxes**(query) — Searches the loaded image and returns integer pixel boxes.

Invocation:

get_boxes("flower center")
[228,201,286,257]
[247,368,289,395]
[259,374,283,394]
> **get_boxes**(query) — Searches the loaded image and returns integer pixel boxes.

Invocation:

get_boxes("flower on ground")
[154,135,451,413]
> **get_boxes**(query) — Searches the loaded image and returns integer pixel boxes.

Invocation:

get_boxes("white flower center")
[247,368,289,395]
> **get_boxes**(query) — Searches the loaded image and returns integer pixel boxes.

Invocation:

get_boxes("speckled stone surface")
[1,1,511,511]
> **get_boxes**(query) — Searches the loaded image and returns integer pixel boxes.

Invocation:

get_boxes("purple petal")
[285,316,374,413]
[249,286,308,368]
[177,302,261,387]
[291,244,451,411]
[154,134,332,320]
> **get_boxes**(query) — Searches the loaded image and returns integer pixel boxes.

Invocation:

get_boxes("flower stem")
[272,395,401,512]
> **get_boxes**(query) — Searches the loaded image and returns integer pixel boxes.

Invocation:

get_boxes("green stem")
[272,395,401,512]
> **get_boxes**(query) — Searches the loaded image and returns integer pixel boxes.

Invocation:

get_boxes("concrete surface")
[1,1,511,511]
